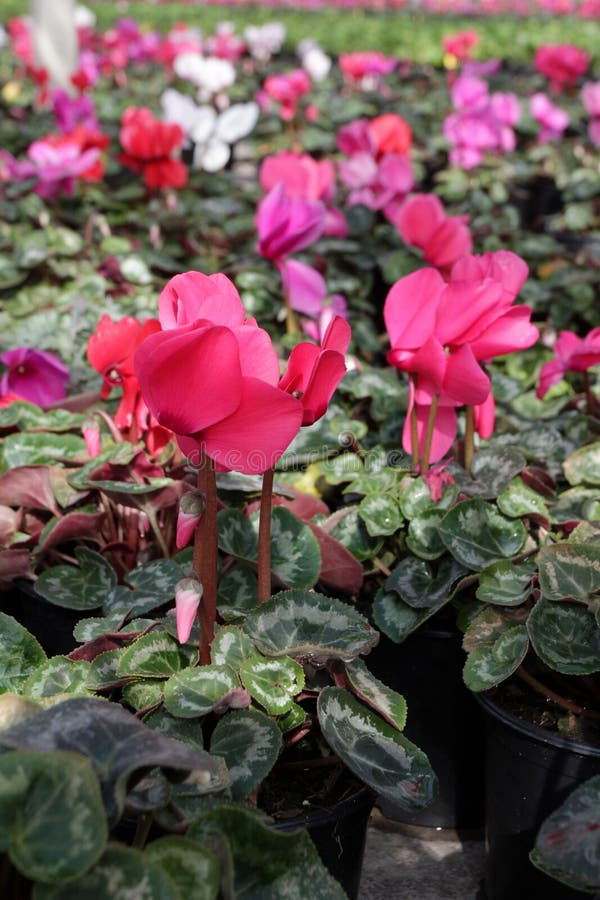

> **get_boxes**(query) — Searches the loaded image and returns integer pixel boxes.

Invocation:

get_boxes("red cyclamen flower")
[119,106,187,189]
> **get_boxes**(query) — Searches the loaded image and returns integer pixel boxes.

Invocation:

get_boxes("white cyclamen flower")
[174,52,236,101]
[244,22,285,61]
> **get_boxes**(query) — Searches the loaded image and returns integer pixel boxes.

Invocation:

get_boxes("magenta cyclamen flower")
[537,328,600,398]
[530,93,569,142]
[0,348,69,406]
[256,183,325,262]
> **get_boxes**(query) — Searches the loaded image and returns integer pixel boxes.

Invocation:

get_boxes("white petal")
[189,106,217,144]
[215,103,260,143]
[194,139,230,173]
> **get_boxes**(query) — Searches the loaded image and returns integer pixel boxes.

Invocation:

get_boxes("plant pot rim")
[474,690,600,758]
[270,780,375,832]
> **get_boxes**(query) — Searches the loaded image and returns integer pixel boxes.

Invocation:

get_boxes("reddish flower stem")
[257,467,275,604]
[516,666,600,720]
[420,394,440,473]
[410,378,419,472]
[193,452,218,665]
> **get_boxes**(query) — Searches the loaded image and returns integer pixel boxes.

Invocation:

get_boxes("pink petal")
[322,316,351,354]
[135,324,242,434]
[201,378,303,474]
[278,258,327,317]
[158,271,246,329]
[175,577,202,644]
[469,307,539,360]
[443,344,491,406]
[383,268,445,350]
[473,392,495,439]
[300,349,348,425]
[436,278,505,346]
[280,343,321,395]
[402,385,458,464]
[393,193,446,247]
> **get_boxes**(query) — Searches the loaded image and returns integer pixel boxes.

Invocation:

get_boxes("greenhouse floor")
[359,810,487,899]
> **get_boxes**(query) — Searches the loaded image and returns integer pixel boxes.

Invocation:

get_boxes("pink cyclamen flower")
[135,271,303,475]
[259,151,335,202]
[442,30,479,63]
[530,93,570,142]
[280,317,351,425]
[339,51,396,89]
[537,328,600,398]
[392,193,473,273]
[258,69,311,121]
[256,183,326,262]
[175,576,203,644]
[534,43,590,93]
[0,348,69,406]
[384,254,537,462]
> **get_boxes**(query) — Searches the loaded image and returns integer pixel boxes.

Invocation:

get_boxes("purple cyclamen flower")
[0,348,69,406]
[52,89,98,133]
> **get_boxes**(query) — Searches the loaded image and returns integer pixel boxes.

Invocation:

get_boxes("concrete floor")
[359,811,486,900]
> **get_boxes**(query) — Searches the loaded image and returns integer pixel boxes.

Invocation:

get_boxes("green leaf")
[563,442,600,487]
[385,555,468,609]
[35,548,117,611]
[406,508,447,560]
[497,477,550,519]
[398,476,457,517]
[164,665,241,718]
[0,749,106,883]
[243,589,379,661]
[476,559,537,606]
[145,836,220,900]
[218,508,321,589]
[344,658,407,730]
[212,626,257,669]
[106,558,184,617]
[240,656,304,715]
[449,447,526,499]
[210,708,283,801]
[538,543,600,603]
[117,633,186,680]
[463,625,529,691]
[121,680,165,711]
[317,687,436,810]
[217,565,258,621]
[23,657,92,699]
[530,775,600,893]
[32,845,176,899]
[0,614,46,695]
[0,432,87,471]
[328,506,383,562]
[187,807,346,899]
[439,499,527,570]
[0,697,226,824]
[527,600,600,675]
[358,493,403,536]
[372,588,452,643]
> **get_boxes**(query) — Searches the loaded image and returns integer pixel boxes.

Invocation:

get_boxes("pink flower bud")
[176,491,206,549]
[175,576,203,644]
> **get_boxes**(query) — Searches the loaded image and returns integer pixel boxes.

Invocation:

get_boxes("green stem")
[464,405,475,474]
[193,452,218,666]
[420,394,440,473]
[257,468,274,604]
[132,813,153,850]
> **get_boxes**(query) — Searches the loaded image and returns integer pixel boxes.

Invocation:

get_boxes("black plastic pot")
[273,782,375,900]
[1,579,99,656]
[476,691,600,900]
[366,623,485,830]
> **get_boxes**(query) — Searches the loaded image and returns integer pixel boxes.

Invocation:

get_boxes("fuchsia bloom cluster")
[529,93,570,142]
[257,69,312,121]
[444,74,521,169]
[337,114,414,221]
[392,193,473,273]
[384,251,538,463]
[537,328,600,398]
[534,43,590,93]
[134,271,350,475]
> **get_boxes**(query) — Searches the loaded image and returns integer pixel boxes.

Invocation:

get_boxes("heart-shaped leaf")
[164,665,240,718]
[211,626,257,669]
[439,499,527,570]
[240,656,304,715]
[0,698,227,823]
[145,836,220,900]
[35,548,117,611]
[463,625,529,691]
[243,589,379,661]
[317,687,436,810]
[23,657,92,699]
[358,493,403,536]
[563,442,600,487]
[530,775,600,893]
[497,478,550,519]
[538,543,600,603]
[117,633,186,679]
[527,600,600,675]
[0,749,106,883]
[210,708,283,801]
[476,559,536,606]
[0,613,46,695]
[0,432,87,471]
[449,447,526,499]
[217,565,258,621]
[385,555,468,609]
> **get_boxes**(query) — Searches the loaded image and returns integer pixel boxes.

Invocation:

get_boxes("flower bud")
[175,576,203,644]
[176,491,206,549]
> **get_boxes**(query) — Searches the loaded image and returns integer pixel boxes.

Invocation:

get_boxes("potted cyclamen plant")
[0,270,438,899]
